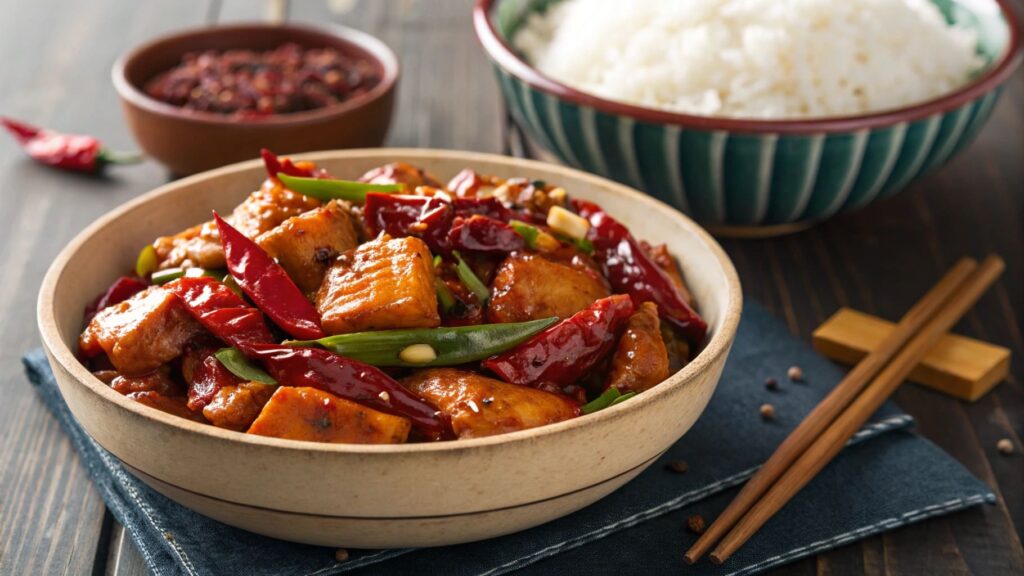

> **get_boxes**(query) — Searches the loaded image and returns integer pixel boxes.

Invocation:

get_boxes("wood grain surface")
[0,1,1020,574]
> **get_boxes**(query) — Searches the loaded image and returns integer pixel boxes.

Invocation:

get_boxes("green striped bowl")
[474,0,1022,233]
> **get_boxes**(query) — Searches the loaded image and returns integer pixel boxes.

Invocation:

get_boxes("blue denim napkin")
[22,301,994,576]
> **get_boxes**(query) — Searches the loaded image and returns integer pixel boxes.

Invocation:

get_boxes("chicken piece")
[109,366,182,396]
[202,382,277,431]
[315,235,440,334]
[152,221,225,270]
[79,286,203,375]
[661,323,692,374]
[153,179,320,269]
[403,368,579,439]
[487,253,610,323]
[359,162,444,191]
[127,391,206,423]
[91,370,119,384]
[247,386,410,444]
[644,242,694,307]
[607,302,670,394]
[257,200,359,294]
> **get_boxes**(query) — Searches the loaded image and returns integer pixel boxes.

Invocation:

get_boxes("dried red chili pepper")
[213,213,325,341]
[483,294,634,388]
[260,148,315,180]
[185,347,244,411]
[1,116,141,173]
[573,199,707,345]
[83,276,150,324]
[363,193,454,253]
[452,197,513,222]
[447,168,486,197]
[164,276,274,353]
[448,215,524,254]
[245,344,448,437]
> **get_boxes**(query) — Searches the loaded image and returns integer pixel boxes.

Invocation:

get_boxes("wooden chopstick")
[707,255,1005,564]
[684,256,979,564]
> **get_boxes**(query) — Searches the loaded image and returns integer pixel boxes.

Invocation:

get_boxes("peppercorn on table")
[0,0,1021,574]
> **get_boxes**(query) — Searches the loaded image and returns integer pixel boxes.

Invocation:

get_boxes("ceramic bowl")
[113,23,398,176]
[475,0,1023,234]
[38,149,740,548]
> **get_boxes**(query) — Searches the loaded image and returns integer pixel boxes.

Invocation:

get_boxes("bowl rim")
[111,22,400,127]
[37,148,742,456]
[473,0,1024,135]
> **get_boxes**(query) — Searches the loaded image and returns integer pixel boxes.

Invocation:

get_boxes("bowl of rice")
[474,0,1022,233]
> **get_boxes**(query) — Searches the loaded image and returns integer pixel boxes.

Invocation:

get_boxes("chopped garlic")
[399,343,437,364]
[548,187,567,203]
[534,230,562,252]
[546,205,590,240]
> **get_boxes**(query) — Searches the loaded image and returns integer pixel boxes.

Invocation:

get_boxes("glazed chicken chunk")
[153,179,320,269]
[315,235,440,334]
[79,286,203,375]
[202,382,277,432]
[403,368,579,439]
[487,253,610,323]
[359,161,445,191]
[247,386,411,444]
[607,302,670,393]
[257,200,359,294]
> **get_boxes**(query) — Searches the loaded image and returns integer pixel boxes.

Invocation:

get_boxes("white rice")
[513,0,983,119]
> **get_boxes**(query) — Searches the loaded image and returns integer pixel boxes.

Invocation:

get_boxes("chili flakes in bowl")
[144,43,380,116]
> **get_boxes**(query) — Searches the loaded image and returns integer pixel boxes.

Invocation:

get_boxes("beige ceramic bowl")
[38,149,741,548]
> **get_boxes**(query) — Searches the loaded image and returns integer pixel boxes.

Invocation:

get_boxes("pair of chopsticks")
[685,255,1005,565]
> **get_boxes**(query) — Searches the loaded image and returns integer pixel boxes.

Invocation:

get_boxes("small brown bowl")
[113,23,398,176]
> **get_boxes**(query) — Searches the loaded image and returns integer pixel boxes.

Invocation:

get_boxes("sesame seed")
[334,548,349,562]
[764,377,779,391]
[378,391,390,403]
[997,438,1015,455]
[760,403,776,420]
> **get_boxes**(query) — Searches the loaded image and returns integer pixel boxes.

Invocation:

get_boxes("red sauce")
[144,43,380,116]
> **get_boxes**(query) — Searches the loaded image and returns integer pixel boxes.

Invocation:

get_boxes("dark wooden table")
[0,1,1020,574]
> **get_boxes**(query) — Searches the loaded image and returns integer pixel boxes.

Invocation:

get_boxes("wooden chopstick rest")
[813,308,1010,402]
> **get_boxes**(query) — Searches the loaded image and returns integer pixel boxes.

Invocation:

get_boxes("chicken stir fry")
[78,150,707,444]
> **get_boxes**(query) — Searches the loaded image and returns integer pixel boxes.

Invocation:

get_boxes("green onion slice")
[581,387,621,414]
[286,317,557,368]
[453,250,490,303]
[609,391,637,406]
[277,173,402,203]
[508,220,540,249]
[214,348,277,385]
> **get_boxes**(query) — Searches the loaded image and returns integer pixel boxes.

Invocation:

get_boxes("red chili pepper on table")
[1,116,142,173]
[213,212,325,341]
[260,148,316,180]
[483,294,634,388]
[163,276,274,354]
[245,344,449,437]
[572,199,708,345]
[447,215,524,254]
